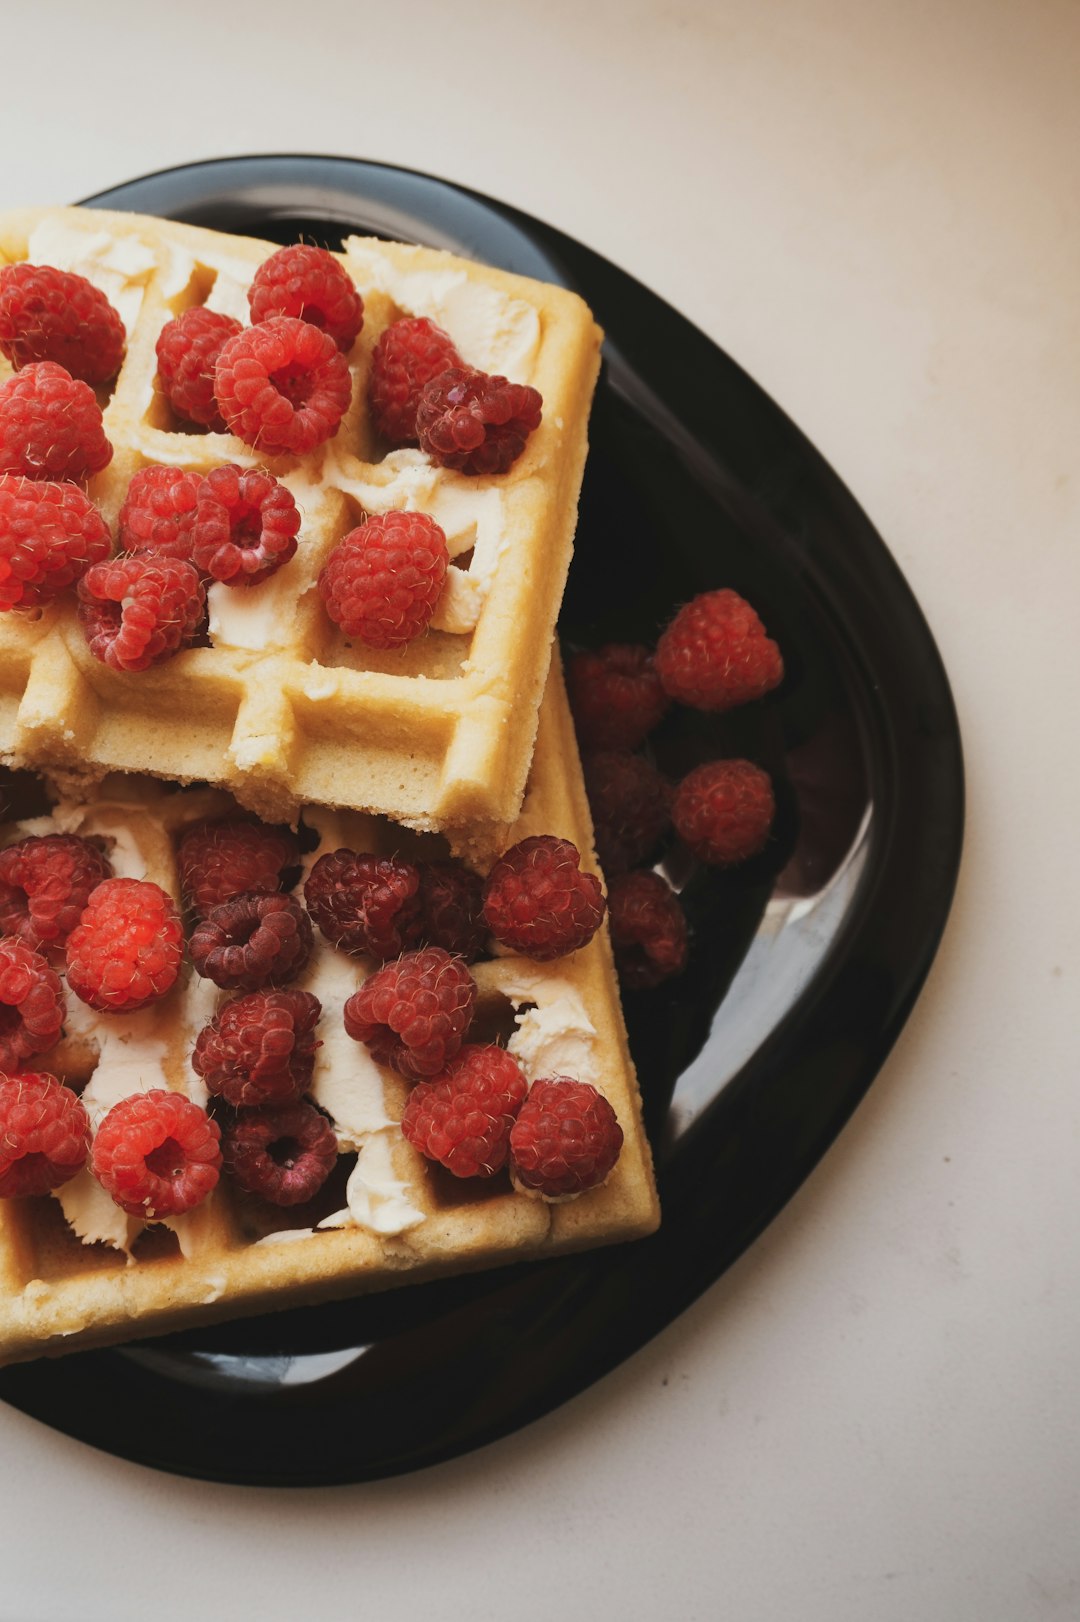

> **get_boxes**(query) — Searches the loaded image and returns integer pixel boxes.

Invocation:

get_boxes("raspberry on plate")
[509,1076,623,1200]
[343,946,477,1079]
[0,937,65,1072]
[0,832,112,954]
[416,860,487,961]
[401,1043,528,1178]
[192,988,322,1109]
[304,849,422,960]
[416,366,542,475]
[221,1099,338,1206]
[77,553,205,672]
[117,465,200,562]
[66,877,183,1014]
[655,588,783,712]
[0,262,125,385]
[607,869,688,989]
[155,306,241,432]
[0,475,110,611]
[91,1089,221,1219]
[567,643,671,753]
[0,1071,90,1198]
[482,835,605,961]
[214,315,352,457]
[672,758,775,864]
[369,316,463,444]
[585,751,672,877]
[178,817,299,917]
[191,463,301,586]
[318,511,448,650]
[248,244,364,353]
[0,361,112,483]
[189,890,313,992]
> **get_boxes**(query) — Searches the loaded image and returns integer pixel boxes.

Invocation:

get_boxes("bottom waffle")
[0,656,658,1365]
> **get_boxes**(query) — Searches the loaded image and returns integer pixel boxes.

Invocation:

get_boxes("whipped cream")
[499,966,600,1087]
[26,218,160,337]
[318,1133,424,1236]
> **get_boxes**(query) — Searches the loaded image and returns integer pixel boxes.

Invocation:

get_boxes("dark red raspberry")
[0,937,65,1071]
[607,870,688,989]
[318,511,448,649]
[482,836,605,961]
[369,317,463,444]
[401,1043,528,1178]
[0,833,112,953]
[155,306,241,431]
[416,860,487,961]
[416,367,542,475]
[655,589,784,711]
[190,891,313,992]
[0,262,125,385]
[77,553,205,672]
[672,759,775,864]
[91,1089,221,1219]
[192,988,321,1109]
[585,751,672,877]
[304,849,422,960]
[509,1077,623,1200]
[214,316,352,457]
[0,361,112,483]
[343,947,477,1080]
[0,475,110,610]
[190,462,301,586]
[66,877,183,1013]
[178,817,299,917]
[0,1071,90,1198]
[567,643,671,752]
[248,245,364,354]
[221,1099,338,1206]
[117,465,200,562]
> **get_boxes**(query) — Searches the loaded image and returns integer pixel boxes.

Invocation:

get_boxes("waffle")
[0,655,658,1365]
[0,206,602,830]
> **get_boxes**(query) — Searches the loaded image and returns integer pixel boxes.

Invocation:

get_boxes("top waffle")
[0,206,602,828]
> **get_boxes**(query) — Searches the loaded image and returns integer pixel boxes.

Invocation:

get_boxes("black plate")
[0,156,963,1485]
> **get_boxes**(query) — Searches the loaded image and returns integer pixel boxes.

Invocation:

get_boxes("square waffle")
[0,205,602,830]
[0,655,659,1365]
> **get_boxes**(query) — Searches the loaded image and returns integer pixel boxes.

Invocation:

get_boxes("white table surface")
[2,2,1077,1617]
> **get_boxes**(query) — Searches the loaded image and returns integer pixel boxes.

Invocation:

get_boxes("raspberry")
[77,553,205,672]
[0,361,112,483]
[417,861,487,961]
[178,817,299,917]
[0,833,112,953]
[190,890,313,992]
[369,317,463,444]
[585,751,672,877]
[567,643,671,752]
[509,1077,623,1200]
[0,1071,90,1198]
[0,475,110,610]
[91,1089,221,1219]
[155,306,241,431]
[0,262,125,385]
[117,465,200,562]
[318,511,448,650]
[66,877,183,1013]
[214,316,352,457]
[343,947,476,1080]
[482,836,605,961]
[304,849,422,960]
[607,870,688,989]
[416,367,542,475]
[401,1043,528,1178]
[672,759,775,864]
[0,937,65,1071]
[655,589,784,712]
[190,462,301,586]
[221,1099,338,1206]
[192,988,321,1109]
[248,245,364,354]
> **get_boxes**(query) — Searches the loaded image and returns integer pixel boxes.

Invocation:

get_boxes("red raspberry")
[192,988,321,1109]
[343,947,477,1080]
[221,1099,337,1206]
[91,1089,221,1219]
[318,511,448,650]
[214,316,352,456]
[0,262,125,385]
[304,849,422,960]
[117,465,200,562]
[567,643,671,752]
[672,759,775,864]
[585,752,672,877]
[155,306,241,431]
[190,890,313,992]
[66,877,183,1013]
[178,816,299,917]
[416,861,487,961]
[655,589,783,711]
[416,367,542,475]
[248,245,363,354]
[0,1071,90,1198]
[482,836,605,961]
[0,475,110,610]
[369,317,463,444]
[0,361,112,483]
[190,463,301,586]
[509,1077,623,1200]
[401,1043,528,1178]
[0,937,65,1071]
[77,553,205,672]
[607,870,688,989]
[0,833,112,953]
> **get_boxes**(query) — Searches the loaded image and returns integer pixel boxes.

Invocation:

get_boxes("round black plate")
[0,156,963,1485]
